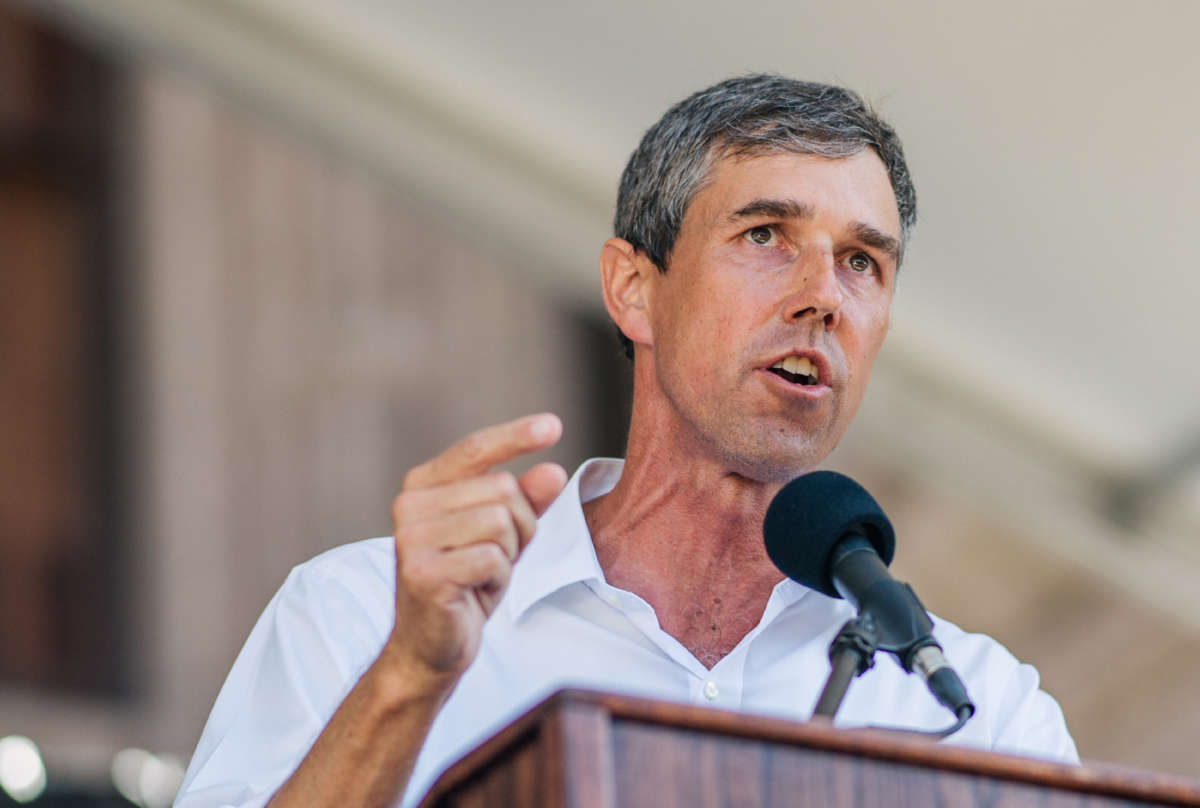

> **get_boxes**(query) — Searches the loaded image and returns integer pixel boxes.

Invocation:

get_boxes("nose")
[783,250,843,330]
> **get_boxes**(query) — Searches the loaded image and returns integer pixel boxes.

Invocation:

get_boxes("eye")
[847,252,875,273]
[745,225,776,247]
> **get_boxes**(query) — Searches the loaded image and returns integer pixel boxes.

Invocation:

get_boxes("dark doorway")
[0,3,128,695]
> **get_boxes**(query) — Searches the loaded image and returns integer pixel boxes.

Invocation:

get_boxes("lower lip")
[757,368,832,400]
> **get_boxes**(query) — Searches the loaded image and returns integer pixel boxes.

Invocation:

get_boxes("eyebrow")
[728,198,814,222]
[850,221,901,264]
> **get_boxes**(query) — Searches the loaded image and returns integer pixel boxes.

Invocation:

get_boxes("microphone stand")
[812,614,879,718]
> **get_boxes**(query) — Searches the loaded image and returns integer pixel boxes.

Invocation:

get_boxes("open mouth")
[767,355,820,386]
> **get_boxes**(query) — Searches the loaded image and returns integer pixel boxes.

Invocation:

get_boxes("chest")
[664,595,763,669]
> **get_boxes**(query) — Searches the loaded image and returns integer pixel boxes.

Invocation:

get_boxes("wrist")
[368,641,459,715]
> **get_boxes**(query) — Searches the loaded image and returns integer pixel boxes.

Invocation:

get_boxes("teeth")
[772,355,818,381]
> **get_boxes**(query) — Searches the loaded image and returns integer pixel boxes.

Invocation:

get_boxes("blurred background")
[2,0,1199,804]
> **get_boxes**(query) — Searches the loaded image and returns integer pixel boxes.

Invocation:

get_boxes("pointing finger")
[404,414,562,490]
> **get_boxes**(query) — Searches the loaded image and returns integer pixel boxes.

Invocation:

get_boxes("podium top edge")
[419,687,1200,807]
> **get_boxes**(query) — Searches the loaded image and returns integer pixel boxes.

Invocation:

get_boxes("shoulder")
[270,536,396,647]
[286,535,394,587]
[264,536,395,616]
[233,535,397,678]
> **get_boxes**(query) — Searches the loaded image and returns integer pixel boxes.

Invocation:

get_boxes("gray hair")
[613,74,916,358]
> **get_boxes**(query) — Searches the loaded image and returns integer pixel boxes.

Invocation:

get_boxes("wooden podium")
[418,689,1200,807]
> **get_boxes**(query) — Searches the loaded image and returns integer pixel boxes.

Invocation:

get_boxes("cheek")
[663,276,737,341]
[843,307,891,388]
[657,301,742,391]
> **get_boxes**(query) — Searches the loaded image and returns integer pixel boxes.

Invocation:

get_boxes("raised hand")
[382,413,568,684]
[265,416,567,808]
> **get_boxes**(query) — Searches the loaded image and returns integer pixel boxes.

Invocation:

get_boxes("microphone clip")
[812,615,880,718]
[830,614,880,676]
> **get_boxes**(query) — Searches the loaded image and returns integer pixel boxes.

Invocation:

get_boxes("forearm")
[267,650,454,808]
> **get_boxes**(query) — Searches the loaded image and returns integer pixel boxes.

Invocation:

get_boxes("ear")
[599,237,656,349]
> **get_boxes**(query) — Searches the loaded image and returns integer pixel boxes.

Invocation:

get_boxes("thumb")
[518,462,569,517]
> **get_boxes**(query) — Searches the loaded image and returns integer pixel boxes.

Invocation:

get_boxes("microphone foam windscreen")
[762,471,895,598]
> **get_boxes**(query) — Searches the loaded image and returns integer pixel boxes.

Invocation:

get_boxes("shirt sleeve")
[936,617,1080,764]
[989,659,1080,763]
[175,540,394,808]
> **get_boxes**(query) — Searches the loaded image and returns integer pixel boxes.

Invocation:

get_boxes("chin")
[716,436,831,485]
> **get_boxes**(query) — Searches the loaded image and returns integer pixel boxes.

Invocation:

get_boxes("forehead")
[689,150,901,238]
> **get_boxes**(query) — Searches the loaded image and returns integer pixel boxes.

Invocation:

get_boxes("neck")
[583,368,791,669]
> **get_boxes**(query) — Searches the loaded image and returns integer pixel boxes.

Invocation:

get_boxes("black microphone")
[763,471,974,725]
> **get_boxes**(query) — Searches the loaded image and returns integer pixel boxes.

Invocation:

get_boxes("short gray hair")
[613,74,916,357]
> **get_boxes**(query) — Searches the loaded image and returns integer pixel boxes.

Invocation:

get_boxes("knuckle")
[402,465,427,491]
[480,503,513,536]
[491,470,520,498]
[509,506,533,536]
[393,517,430,554]
[479,542,509,573]
[459,432,487,463]
[391,491,414,522]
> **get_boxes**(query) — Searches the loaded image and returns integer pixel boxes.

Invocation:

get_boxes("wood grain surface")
[420,689,1200,808]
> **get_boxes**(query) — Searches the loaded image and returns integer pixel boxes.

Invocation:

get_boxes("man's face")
[640,149,901,482]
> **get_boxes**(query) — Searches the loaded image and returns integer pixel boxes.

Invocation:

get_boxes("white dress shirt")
[176,458,1077,808]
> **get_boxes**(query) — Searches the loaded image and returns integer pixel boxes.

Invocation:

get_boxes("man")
[177,75,1076,808]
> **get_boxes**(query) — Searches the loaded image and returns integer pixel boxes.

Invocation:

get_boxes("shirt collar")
[504,457,814,621]
[505,458,624,620]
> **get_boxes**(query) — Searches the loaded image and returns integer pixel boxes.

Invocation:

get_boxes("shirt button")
[702,681,719,701]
